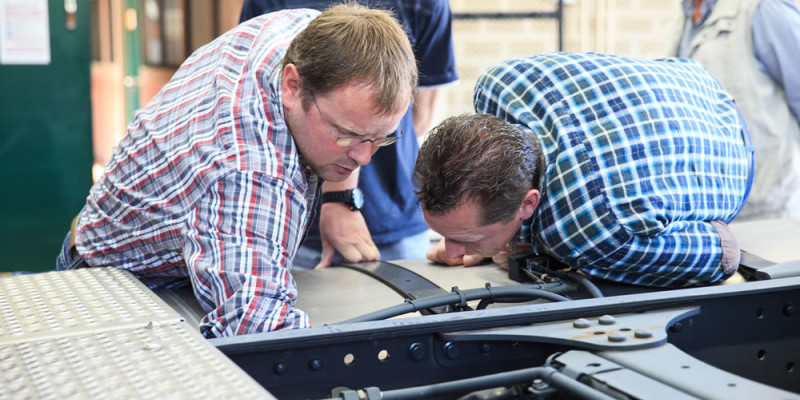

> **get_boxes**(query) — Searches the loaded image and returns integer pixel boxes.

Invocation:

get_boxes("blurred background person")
[669,0,800,220]
[241,0,459,269]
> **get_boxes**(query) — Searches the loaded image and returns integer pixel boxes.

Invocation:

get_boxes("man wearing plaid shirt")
[56,4,417,337]
[416,52,752,287]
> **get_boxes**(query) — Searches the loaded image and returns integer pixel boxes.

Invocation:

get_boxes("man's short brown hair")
[415,113,545,225]
[283,3,417,115]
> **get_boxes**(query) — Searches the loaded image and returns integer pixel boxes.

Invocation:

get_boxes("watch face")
[352,188,364,210]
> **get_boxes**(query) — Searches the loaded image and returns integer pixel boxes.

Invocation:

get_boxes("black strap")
[337,261,448,314]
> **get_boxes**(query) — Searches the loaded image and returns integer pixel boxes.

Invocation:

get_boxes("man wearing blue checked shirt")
[415,52,753,287]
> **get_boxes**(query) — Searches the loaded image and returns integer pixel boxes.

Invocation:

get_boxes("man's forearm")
[413,89,441,137]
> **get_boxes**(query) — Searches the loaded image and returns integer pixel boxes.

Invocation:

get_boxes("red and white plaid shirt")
[75,9,321,337]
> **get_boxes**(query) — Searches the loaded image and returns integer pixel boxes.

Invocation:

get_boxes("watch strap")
[322,190,350,203]
[321,189,362,211]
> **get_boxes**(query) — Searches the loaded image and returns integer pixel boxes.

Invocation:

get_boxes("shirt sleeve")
[413,0,459,88]
[183,169,310,337]
[752,0,800,122]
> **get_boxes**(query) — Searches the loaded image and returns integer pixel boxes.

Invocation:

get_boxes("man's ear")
[518,189,540,220]
[281,63,303,108]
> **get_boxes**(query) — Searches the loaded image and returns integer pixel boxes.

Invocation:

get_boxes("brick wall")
[434,0,683,129]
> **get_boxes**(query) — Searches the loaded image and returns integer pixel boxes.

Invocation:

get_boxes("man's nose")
[444,239,467,259]
[348,141,376,166]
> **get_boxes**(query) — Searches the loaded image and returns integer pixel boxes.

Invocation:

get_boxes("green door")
[0,0,93,272]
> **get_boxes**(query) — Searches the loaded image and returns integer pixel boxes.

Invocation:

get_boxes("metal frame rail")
[212,277,800,400]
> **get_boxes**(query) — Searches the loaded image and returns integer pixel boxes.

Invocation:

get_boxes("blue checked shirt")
[474,52,750,287]
[74,9,322,336]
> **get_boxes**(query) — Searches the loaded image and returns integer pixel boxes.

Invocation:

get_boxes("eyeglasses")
[311,95,402,148]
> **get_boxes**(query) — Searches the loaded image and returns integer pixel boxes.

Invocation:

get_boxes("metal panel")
[597,344,798,400]
[0,268,275,399]
[0,268,178,343]
[212,277,800,399]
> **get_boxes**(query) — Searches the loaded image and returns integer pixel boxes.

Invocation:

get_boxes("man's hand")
[491,251,512,270]
[426,239,487,266]
[315,202,380,269]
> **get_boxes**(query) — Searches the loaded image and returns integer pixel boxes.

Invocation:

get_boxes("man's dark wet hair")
[414,113,545,225]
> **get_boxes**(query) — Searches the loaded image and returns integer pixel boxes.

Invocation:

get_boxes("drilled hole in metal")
[344,353,355,366]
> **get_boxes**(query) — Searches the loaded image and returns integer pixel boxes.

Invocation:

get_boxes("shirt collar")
[681,0,718,26]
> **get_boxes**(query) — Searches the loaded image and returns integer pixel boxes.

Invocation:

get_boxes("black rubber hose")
[566,271,604,298]
[334,285,571,324]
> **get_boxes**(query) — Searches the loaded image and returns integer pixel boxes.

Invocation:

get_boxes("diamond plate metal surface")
[0,268,178,344]
[0,268,274,399]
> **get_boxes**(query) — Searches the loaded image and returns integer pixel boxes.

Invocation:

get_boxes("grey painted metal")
[301,261,561,326]
[293,267,407,325]
[375,365,619,400]
[731,218,800,263]
[391,257,523,289]
[291,259,541,326]
[443,306,700,351]
[214,276,800,350]
[755,260,800,280]
[335,284,572,324]
[213,275,800,398]
[0,268,274,399]
[0,268,178,344]
[598,344,800,399]
[278,219,800,332]
[555,351,699,399]
[336,261,447,300]
[152,283,207,329]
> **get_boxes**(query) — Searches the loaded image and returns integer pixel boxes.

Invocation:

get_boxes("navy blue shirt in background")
[241,0,459,247]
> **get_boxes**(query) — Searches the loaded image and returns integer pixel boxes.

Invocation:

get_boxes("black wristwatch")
[321,188,364,211]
